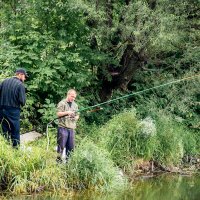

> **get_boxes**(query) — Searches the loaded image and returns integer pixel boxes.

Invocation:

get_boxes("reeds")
[99,109,157,171]
[65,138,126,191]
[0,135,65,194]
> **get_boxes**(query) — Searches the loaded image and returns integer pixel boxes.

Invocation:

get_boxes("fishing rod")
[46,73,200,150]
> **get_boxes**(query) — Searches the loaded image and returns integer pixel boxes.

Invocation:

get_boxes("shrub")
[154,111,199,166]
[0,135,63,194]
[154,113,184,165]
[65,138,126,191]
[99,109,157,171]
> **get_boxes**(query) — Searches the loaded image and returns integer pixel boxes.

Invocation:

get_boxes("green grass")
[98,109,157,172]
[65,138,126,191]
[0,129,126,194]
[0,107,199,195]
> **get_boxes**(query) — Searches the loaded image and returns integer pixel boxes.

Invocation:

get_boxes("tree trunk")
[99,42,145,101]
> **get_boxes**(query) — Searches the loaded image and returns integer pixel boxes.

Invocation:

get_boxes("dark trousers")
[0,106,20,147]
[57,127,75,159]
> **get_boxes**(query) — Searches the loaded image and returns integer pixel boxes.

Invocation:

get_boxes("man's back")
[0,77,26,108]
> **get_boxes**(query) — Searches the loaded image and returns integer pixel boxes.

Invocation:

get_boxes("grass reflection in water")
[2,174,200,200]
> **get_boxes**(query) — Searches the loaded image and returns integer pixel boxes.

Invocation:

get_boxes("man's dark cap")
[15,68,28,77]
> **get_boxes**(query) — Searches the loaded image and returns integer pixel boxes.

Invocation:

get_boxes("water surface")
[2,173,200,200]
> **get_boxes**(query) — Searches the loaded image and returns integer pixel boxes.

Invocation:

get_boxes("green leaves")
[0,0,199,132]
[38,99,57,124]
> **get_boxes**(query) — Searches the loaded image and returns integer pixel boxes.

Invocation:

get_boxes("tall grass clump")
[0,135,66,194]
[99,108,157,171]
[13,164,66,194]
[154,112,185,166]
[181,127,199,158]
[65,138,126,191]
[154,111,199,166]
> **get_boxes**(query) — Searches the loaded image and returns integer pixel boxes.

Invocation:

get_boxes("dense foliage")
[0,0,199,131]
[0,0,199,194]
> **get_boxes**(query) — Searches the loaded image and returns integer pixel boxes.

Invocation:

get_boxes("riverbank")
[0,138,199,196]
[132,158,200,180]
[0,108,199,195]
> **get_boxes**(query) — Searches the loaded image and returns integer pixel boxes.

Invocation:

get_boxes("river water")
[2,173,200,200]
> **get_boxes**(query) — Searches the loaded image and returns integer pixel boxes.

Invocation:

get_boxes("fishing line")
[46,73,200,150]
[78,73,200,112]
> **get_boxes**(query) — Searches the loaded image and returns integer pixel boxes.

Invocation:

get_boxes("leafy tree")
[0,0,95,127]
[0,0,199,129]
[83,0,199,100]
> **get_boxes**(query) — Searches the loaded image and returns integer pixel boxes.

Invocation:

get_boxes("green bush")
[65,138,126,191]
[99,109,157,170]
[180,127,198,157]
[153,111,199,165]
[0,135,63,194]
[154,113,184,165]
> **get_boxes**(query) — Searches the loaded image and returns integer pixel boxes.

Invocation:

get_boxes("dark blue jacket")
[0,77,26,108]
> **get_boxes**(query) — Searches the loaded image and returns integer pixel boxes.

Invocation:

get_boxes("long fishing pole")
[77,73,200,113]
[46,73,200,150]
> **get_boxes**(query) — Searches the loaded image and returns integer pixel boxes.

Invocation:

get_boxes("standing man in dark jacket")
[0,68,28,148]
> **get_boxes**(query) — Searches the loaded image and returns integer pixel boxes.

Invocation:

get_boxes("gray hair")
[67,89,77,96]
